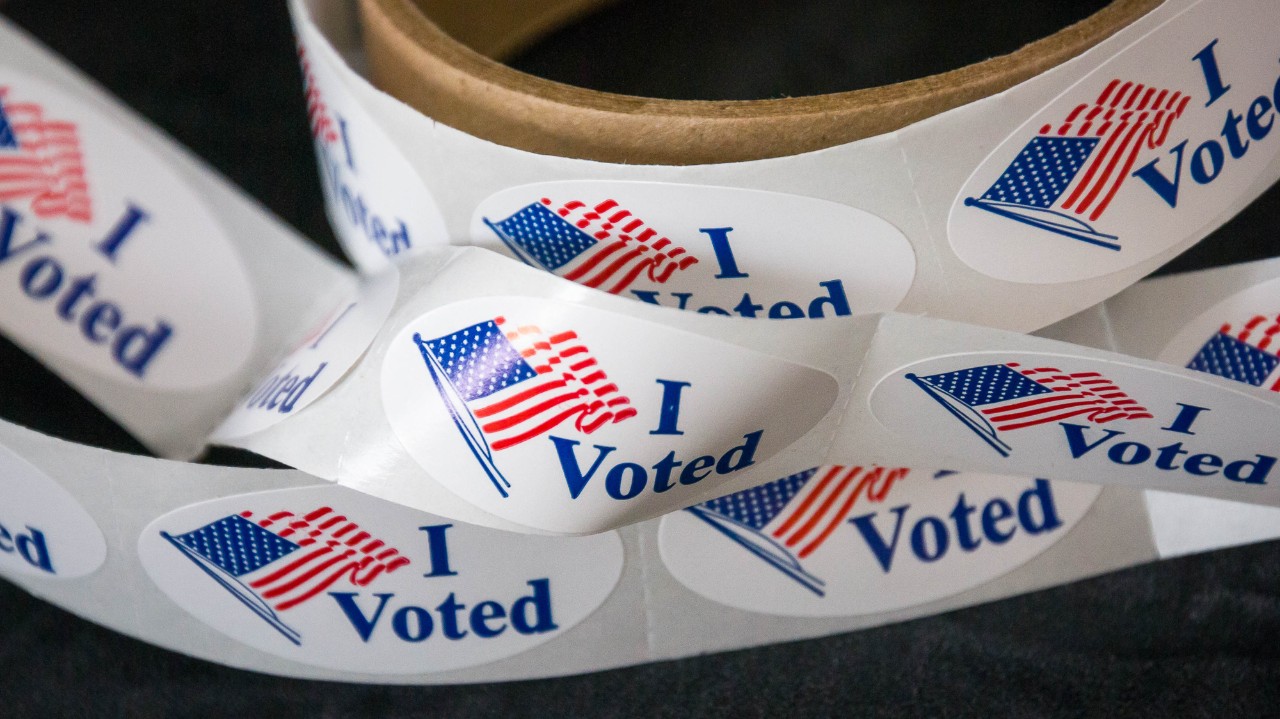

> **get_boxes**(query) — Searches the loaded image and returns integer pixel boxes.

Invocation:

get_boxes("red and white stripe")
[540,197,699,294]
[297,46,339,145]
[1220,314,1280,391]
[0,87,92,223]
[241,506,410,612]
[982,363,1154,432]
[1223,314,1280,352]
[1041,78,1190,222]
[766,466,909,560]
[475,316,637,451]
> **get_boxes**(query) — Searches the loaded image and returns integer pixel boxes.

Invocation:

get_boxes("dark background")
[1,1,1279,715]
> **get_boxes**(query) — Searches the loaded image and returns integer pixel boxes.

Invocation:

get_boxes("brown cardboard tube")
[361,0,1162,165]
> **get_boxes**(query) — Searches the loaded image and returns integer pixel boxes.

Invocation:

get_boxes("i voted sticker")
[381,297,839,534]
[471,181,915,319]
[212,270,398,440]
[139,486,623,675]
[660,466,1099,616]
[0,68,258,389]
[299,39,447,272]
[949,0,1280,283]
[0,445,106,580]
[870,352,1280,500]
[1158,276,1280,392]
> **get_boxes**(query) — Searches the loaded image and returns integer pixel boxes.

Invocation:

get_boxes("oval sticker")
[870,351,1280,501]
[381,297,840,534]
[298,38,448,272]
[471,181,915,319]
[660,466,1099,616]
[0,444,106,580]
[212,270,398,441]
[949,0,1280,283]
[1158,276,1280,393]
[0,68,258,389]
[138,485,623,674]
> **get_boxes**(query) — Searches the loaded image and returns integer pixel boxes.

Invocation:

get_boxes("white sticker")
[660,466,1099,616]
[870,352,1280,498]
[472,181,915,319]
[213,271,398,440]
[139,486,623,675]
[381,297,839,534]
[1157,276,1280,393]
[298,41,448,272]
[949,0,1280,283]
[0,69,258,389]
[0,445,105,579]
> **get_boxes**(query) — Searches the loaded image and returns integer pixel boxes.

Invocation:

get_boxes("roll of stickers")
[204,0,1280,534]
[2,0,1280,683]
[327,0,1280,331]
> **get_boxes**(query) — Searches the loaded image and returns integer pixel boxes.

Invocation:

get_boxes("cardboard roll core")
[361,0,1162,164]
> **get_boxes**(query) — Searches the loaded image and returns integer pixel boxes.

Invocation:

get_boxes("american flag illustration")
[0,86,92,223]
[1187,314,1280,391]
[908,362,1153,457]
[965,78,1189,250]
[162,506,409,645]
[414,316,636,496]
[688,465,908,596]
[297,45,339,145]
[482,198,698,294]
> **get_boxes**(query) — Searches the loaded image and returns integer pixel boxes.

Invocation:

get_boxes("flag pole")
[687,507,826,597]
[413,333,513,497]
[906,373,1012,457]
[483,216,541,269]
[161,532,302,646]
[963,198,1121,250]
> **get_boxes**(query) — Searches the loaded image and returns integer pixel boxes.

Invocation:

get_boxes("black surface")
[1,1,1279,716]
